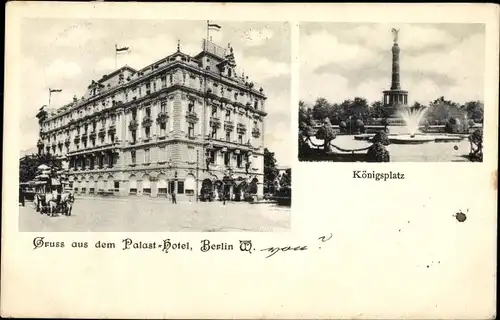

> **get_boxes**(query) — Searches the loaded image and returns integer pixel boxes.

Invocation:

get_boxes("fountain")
[388,106,436,144]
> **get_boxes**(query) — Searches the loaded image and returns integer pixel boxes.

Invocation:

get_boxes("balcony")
[224,120,234,132]
[74,136,80,143]
[98,128,106,137]
[89,131,97,139]
[156,112,169,124]
[237,123,247,133]
[185,111,199,123]
[81,132,88,140]
[210,117,221,128]
[64,138,71,146]
[36,139,44,148]
[129,119,138,131]
[142,115,153,128]
[108,124,116,134]
[252,127,261,138]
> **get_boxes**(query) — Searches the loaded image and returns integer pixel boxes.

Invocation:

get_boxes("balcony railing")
[252,127,260,138]
[129,119,138,131]
[185,111,199,123]
[156,112,169,124]
[142,115,152,128]
[209,117,221,128]
[98,128,106,137]
[89,131,97,139]
[237,123,247,133]
[224,120,234,131]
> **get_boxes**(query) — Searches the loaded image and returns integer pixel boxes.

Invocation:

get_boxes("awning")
[36,174,50,179]
[234,180,246,187]
[37,164,50,170]
[51,179,61,186]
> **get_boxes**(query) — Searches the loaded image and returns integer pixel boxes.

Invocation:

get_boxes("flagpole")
[48,88,52,109]
[115,44,117,69]
[206,20,209,45]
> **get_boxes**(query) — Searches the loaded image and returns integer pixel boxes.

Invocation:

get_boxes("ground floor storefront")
[68,168,264,201]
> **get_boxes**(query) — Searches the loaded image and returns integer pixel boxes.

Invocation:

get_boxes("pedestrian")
[19,186,25,207]
[171,190,177,204]
[223,190,227,205]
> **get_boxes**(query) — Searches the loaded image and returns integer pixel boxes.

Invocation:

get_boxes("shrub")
[371,131,390,146]
[366,143,390,162]
[315,118,336,141]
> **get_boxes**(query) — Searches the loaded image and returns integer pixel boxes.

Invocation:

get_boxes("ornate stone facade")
[36,39,267,200]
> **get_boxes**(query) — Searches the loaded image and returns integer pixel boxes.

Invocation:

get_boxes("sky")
[19,19,291,166]
[299,23,485,107]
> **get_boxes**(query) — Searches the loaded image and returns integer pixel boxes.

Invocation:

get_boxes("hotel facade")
[36,39,267,200]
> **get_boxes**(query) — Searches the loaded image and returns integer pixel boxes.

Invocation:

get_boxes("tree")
[464,101,484,122]
[19,153,62,183]
[312,97,330,120]
[279,168,291,188]
[370,101,385,119]
[315,117,337,151]
[264,148,279,190]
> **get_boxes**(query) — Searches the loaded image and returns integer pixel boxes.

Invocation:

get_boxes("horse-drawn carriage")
[32,165,74,217]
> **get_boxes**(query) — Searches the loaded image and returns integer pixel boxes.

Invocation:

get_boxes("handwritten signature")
[259,233,333,258]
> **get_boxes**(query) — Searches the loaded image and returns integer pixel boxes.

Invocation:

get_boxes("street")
[19,197,291,232]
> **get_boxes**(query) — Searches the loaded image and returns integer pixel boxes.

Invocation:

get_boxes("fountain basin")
[389,135,435,144]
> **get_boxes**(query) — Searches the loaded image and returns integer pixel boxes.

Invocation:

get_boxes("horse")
[44,191,60,216]
[60,191,75,216]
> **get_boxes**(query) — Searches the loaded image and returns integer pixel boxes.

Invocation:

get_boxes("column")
[124,112,129,142]
[137,108,143,140]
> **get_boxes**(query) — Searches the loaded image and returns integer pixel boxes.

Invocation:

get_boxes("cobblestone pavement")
[19,198,291,232]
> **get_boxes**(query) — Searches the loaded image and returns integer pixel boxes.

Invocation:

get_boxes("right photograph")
[298,23,485,162]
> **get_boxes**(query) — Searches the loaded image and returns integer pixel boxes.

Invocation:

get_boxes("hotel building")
[36,39,267,200]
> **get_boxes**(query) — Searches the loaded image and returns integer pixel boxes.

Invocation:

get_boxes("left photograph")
[18,19,291,232]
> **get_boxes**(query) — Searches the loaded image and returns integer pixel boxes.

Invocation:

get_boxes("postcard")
[2,2,498,319]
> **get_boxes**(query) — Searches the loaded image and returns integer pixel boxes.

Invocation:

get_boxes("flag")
[115,46,130,53]
[208,22,221,31]
[49,89,62,93]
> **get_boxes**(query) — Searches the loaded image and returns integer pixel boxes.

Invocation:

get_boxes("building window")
[114,181,119,189]
[132,108,137,120]
[169,74,173,84]
[237,154,243,167]
[212,106,217,117]
[145,127,151,138]
[225,110,231,121]
[238,134,243,144]
[144,149,150,163]
[188,101,194,112]
[160,101,166,113]
[224,152,230,166]
[253,120,258,129]
[145,82,151,94]
[160,123,166,136]
[188,123,195,138]
[146,107,151,117]
[131,131,137,144]
[234,92,238,101]
[158,146,165,162]
[209,150,216,164]
[211,128,217,139]
[177,181,184,194]
[131,151,136,164]
[161,76,166,87]
[254,101,259,109]
[226,131,230,142]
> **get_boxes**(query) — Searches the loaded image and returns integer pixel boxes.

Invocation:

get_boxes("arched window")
[184,175,196,195]
[142,174,151,195]
[158,174,167,195]
[129,175,137,194]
